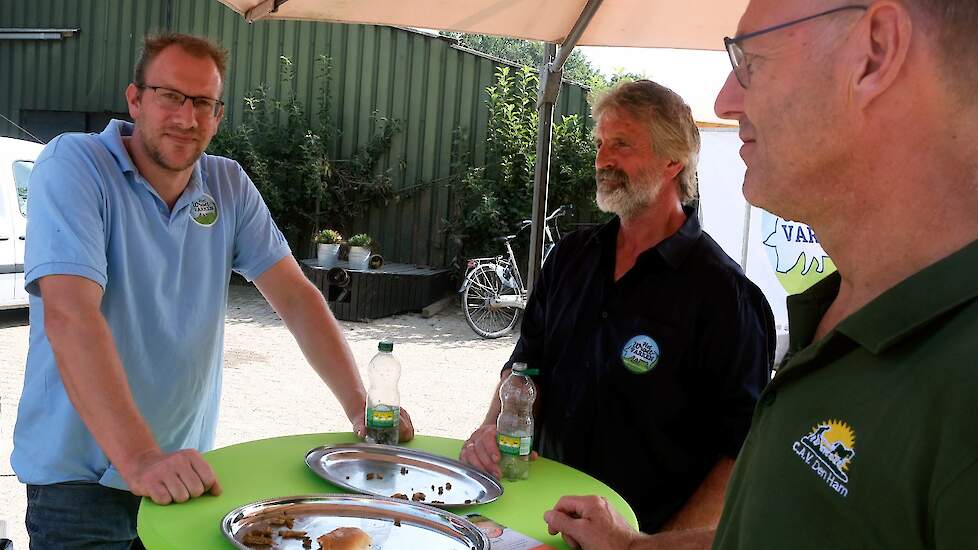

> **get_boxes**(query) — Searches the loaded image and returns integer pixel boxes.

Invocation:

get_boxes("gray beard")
[595,168,661,219]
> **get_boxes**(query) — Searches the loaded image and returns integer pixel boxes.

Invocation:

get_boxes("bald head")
[714,0,978,224]
[715,0,978,272]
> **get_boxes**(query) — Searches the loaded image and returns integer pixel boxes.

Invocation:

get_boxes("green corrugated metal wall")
[0,0,592,267]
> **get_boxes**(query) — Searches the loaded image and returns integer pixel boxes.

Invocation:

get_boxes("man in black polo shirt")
[460,80,775,536]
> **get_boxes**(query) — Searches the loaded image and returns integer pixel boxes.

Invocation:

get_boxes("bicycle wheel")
[462,265,521,339]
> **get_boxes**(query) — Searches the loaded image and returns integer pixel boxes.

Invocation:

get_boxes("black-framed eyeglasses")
[724,5,868,88]
[136,84,224,118]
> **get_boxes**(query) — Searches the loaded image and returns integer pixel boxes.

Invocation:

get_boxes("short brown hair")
[904,1,978,101]
[133,32,228,89]
[591,80,700,205]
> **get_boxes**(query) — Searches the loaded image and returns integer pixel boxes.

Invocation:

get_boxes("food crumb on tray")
[242,533,273,547]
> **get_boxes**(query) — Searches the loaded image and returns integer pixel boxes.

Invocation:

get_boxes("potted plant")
[314,229,343,268]
[346,233,373,269]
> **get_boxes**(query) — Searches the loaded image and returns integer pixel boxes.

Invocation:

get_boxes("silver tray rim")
[304,442,504,508]
[220,493,491,549]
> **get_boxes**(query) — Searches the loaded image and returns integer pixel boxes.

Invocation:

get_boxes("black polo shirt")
[507,208,775,532]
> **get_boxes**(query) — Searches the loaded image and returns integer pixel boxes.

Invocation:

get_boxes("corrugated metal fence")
[0,0,592,267]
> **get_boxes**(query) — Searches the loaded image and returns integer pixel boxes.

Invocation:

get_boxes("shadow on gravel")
[224,283,519,351]
[0,308,29,329]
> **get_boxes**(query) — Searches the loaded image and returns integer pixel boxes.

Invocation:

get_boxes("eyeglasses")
[724,5,868,88]
[137,84,224,118]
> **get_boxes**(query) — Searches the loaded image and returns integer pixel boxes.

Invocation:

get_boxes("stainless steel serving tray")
[222,494,490,549]
[305,443,503,508]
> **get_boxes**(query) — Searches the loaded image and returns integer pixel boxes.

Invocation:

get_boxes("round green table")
[137,433,636,549]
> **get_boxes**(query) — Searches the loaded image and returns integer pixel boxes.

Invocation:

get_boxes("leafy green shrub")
[208,55,399,257]
[447,66,607,269]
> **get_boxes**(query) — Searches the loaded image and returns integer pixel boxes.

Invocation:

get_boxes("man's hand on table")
[459,424,537,479]
[544,495,641,550]
[352,407,415,442]
[123,448,222,505]
[545,496,716,550]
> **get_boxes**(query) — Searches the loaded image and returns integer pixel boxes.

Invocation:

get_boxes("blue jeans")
[25,483,146,550]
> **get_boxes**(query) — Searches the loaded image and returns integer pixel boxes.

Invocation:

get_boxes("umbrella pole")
[527,43,558,293]
[527,0,604,293]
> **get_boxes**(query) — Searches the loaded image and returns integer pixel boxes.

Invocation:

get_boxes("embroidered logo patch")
[621,335,660,374]
[191,194,219,227]
[791,419,856,498]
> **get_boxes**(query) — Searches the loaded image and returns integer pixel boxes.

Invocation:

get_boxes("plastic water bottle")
[496,362,537,480]
[365,339,401,445]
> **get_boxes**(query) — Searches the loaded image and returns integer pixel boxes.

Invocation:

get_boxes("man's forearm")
[631,528,715,550]
[274,282,367,419]
[46,307,160,477]
[661,457,734,531]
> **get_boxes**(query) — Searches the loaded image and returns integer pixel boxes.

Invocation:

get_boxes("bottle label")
[366,407,400,428]
[497,433,532,456]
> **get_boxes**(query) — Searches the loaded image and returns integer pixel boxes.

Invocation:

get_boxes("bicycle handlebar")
[519,205,571,230]
[545,204,571,222]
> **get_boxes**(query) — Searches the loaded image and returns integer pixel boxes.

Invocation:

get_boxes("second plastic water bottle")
[496,362,537,480]
[365,339,401,445]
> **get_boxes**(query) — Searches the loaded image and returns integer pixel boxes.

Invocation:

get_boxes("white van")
[1,136,44,309]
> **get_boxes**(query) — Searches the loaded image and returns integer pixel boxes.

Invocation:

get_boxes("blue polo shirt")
[12,120,290,490]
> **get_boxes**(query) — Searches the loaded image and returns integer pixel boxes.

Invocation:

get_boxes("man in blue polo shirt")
[461,80,774,538]
[12,32,413,549]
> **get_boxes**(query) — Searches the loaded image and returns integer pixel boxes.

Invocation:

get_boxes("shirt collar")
[838,238,978,353]
[787,238,978,355]
[98,119,139,175]
[785,271,840,354]
[657,204,702,269]
[590,204,702,270]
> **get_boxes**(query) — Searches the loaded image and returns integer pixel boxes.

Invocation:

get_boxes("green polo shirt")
[713,239,978,550]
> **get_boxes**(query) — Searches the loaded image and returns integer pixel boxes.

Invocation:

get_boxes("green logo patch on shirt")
[621,335,660,374]
[191,194,219,227]
[791,419,856,498]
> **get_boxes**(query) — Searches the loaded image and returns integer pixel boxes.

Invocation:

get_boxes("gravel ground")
[0,283,517,547]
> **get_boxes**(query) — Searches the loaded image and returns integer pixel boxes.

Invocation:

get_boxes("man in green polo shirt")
[709,0,978,547]
[542,0,978,548]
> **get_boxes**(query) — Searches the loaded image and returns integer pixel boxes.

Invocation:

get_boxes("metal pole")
[526,43,557,293]
[740,202,752,270]
[552,0,604,70]
[526,0,604,293]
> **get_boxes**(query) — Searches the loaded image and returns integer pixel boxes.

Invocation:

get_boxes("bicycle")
[460,205,569,338]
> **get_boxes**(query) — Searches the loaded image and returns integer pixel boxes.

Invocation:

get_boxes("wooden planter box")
[301,259,454,322]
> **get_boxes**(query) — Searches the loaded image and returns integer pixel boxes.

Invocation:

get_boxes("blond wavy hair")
[591,80,700,205]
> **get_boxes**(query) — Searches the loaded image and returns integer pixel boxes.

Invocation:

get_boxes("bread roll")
[317,527,372,550]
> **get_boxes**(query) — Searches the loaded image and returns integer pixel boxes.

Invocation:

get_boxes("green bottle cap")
[378,339,394,352]
[512,363,537,375]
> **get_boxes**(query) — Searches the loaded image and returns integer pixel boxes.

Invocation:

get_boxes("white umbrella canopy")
[216,0,747,286]
[216,0,747,51]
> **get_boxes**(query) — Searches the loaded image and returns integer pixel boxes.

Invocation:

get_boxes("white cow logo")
[763,217,829,275]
